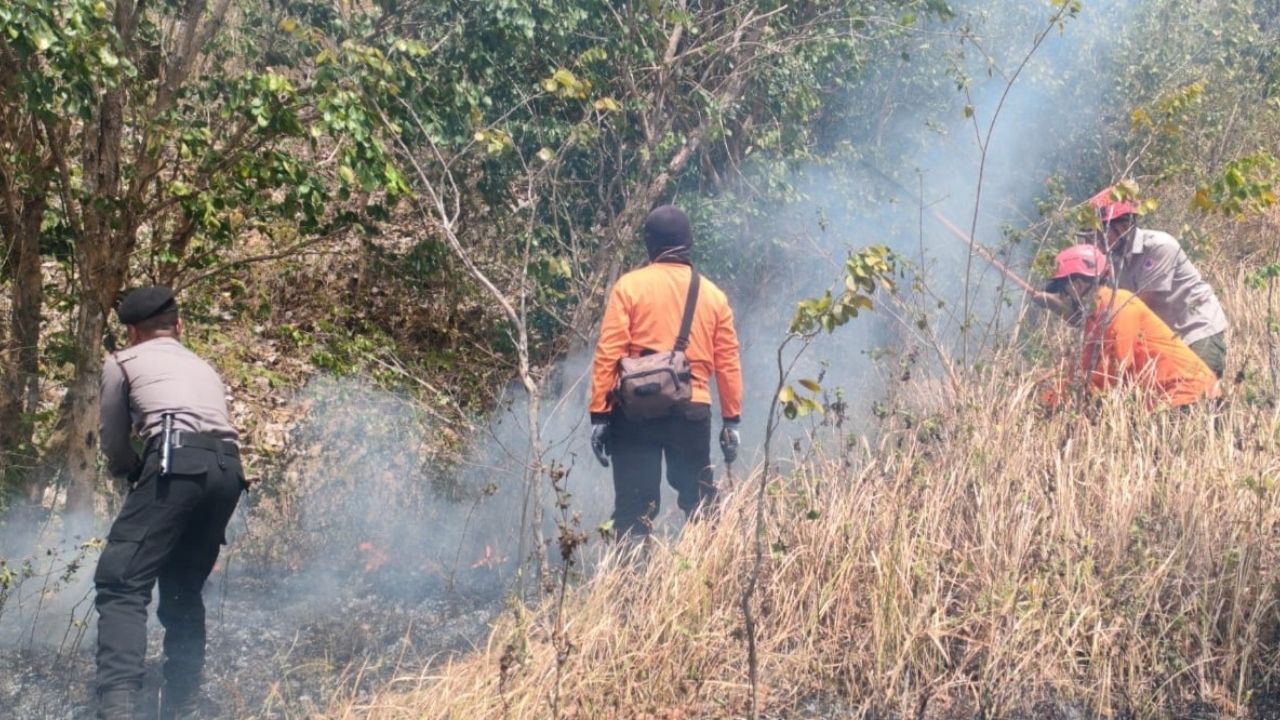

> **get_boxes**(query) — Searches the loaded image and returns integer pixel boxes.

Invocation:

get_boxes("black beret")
[117,286,178,325]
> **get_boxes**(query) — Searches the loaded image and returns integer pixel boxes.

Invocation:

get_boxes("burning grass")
[334,271,1280,719]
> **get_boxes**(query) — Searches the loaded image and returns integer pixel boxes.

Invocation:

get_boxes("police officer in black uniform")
[94,287,244,719]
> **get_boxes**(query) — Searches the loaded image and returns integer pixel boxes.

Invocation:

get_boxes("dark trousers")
[1187,331,1227,379]
[609,402,715,537]
[94,443,243,695]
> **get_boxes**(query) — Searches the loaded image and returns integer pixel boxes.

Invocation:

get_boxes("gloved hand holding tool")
[719,420,740,465]
[591,421,611,467]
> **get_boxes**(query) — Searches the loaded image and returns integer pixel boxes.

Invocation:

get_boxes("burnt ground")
[0,566,504,719]
[7,547,1275,720]
[7,566,1280,719]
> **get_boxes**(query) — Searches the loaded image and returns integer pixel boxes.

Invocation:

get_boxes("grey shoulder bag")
[614,271,700,421]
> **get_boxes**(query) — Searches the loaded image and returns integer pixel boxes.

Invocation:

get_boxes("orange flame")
[470,544,507,570]
[357,541,390,573]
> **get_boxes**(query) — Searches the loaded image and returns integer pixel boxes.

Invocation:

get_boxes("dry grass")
[329,253,1280,719]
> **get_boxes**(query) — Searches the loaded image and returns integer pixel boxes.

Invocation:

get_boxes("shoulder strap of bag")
[674,269,701,352]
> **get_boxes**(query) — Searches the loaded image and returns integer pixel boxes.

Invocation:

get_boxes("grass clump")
[331,265,1280,719]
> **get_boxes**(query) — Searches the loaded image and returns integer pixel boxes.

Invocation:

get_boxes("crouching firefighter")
[94,286,245,720]
[589,205,744,538]
[1043,245,1221,409]
[1089,185,1230,378]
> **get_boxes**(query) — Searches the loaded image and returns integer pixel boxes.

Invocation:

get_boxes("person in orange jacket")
[1045,244,1220,408]
[589,205,743,537]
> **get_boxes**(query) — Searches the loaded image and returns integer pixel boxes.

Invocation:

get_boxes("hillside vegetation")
[2,0,1280,718]
[331,202,1280,718]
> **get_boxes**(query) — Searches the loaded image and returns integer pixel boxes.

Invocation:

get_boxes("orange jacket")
[590,262,742,421]
[1080,287,1220,407]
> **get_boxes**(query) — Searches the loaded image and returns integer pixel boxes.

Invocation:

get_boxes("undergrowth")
[332,263,1280,719]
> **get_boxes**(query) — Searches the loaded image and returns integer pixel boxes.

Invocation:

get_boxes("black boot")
[159,683,200,720]
[97,688,137,720]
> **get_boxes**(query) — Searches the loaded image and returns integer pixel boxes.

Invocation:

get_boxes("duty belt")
[146,430,239,457]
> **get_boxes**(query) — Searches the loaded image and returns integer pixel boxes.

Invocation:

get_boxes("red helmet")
[1089,186,1136,223]
[1046,244,1109,292]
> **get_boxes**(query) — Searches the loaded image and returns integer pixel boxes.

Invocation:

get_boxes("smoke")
[702,0,1141,455]
[0,511,100,650]
[231,0,1147,588]
[0,1,1146,714]
[405,0,1143,556]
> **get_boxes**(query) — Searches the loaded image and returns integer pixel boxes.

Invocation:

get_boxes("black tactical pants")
[94,440,243,696]
[609,402,715,537]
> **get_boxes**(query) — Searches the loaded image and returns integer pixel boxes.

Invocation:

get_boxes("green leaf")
[98,46,120,68]
[552,68,577,86]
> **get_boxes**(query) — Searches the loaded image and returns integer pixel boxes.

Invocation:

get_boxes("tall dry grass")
[331,261,1280,719]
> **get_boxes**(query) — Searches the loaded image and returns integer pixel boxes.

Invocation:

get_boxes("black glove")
[591,421,610,467]
[719,420,741,465]
[125,451,143,483]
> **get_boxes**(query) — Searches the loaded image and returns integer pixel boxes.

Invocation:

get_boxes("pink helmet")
[1046,244,1110,292]
[1089,186,1137,223]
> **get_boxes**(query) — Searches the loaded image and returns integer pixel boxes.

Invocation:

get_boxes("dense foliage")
[0,0,956,509]
[1,0,1278,510]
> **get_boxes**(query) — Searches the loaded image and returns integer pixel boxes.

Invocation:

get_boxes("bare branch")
[175,233,343,291]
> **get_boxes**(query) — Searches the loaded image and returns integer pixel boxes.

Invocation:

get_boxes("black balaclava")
[643,205,693,264]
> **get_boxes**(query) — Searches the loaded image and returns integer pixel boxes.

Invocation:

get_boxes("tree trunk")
[0,194,46,496]
[56,75,129,517]
[57,298,109,518]
[32,0,232,519]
